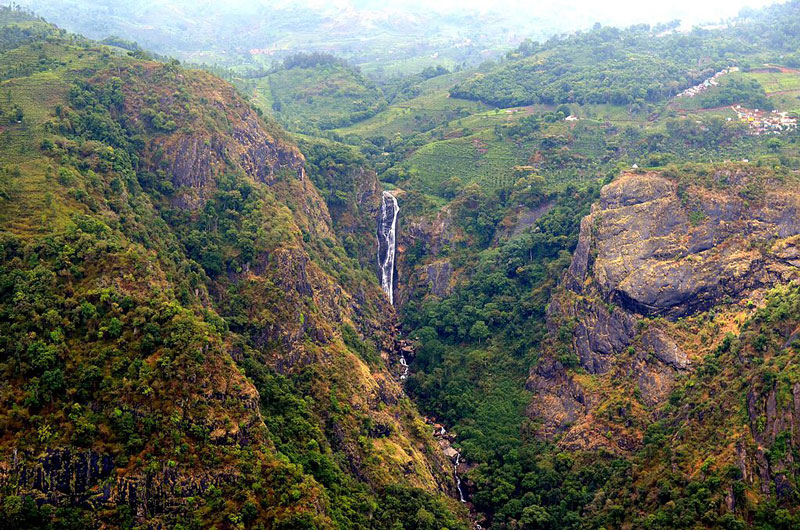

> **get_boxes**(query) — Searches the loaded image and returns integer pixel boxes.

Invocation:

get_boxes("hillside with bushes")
[0,8,467,529]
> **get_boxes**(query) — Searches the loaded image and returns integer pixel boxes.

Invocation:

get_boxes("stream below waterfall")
[377,192,479,526]
[430,421,484,528]
[429,422,468,503]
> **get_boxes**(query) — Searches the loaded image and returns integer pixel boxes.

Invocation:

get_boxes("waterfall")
[377,191,399,305]
[455,453,466,503]
[399,353,409,380]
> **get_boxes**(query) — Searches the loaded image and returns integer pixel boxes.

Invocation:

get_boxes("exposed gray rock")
[395,205,460,306]
[641,328,689,369]
[497,200,555,240]
[426,260,453,297]
[528,169,800,450]
[575,173,800,318]
[526,357,588,438]
[0,449,240,519]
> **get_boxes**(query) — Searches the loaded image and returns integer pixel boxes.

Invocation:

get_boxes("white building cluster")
[676,67,740,99]
[732,105,798,135]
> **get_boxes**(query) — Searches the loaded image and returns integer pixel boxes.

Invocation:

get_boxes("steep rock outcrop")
[565,172,800,318]
[495,200,555,240]
[426,260,453,297]
[395,202,462,305]
[529,168,800,450]
[105,64,306,210]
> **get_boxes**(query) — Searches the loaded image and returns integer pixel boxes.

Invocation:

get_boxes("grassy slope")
[249,62,385,132]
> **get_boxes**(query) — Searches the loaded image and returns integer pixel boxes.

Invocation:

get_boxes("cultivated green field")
[334,91,487,138]
[745,69,800,93]
[402,129,526,192]
[333,71,489,138]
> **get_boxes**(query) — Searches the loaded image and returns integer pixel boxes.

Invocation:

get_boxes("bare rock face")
[426,260,453,297]
[528,169,800,451]
[744,381,800,499]
[641,328,688,370]
[564,296,639,374]
[526,356,589,436]
[1,449,244,518]
[567,172,800,318]
[395,204,462,305]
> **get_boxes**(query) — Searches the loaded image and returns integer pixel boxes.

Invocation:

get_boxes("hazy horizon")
[6,0,793,72]
[9,0,790,34]
[293,0,787,26]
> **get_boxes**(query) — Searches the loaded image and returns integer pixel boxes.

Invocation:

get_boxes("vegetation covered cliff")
[528,165,800,527]
[0,8,466,529]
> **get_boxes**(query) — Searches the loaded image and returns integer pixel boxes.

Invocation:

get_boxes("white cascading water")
[378,193,470,508]
[377,191,399,305]
[455,453,466,503]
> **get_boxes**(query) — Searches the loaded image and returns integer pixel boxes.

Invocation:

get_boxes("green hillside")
[0,8,467,529]
[325,3,800,530]
[248,53,386,133]
[4,1,800,530]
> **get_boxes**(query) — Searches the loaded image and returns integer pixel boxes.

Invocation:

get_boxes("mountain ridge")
[0,9,469,528]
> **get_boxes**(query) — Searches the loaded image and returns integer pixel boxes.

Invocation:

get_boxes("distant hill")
[247,53,387,133]
[451,1,800,108]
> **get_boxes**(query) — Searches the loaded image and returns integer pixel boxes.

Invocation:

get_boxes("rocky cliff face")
[394,200,463,306]
[528,168,800,452]
[99,65,307,207]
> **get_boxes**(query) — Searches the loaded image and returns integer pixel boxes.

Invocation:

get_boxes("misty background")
[6,0,788,75]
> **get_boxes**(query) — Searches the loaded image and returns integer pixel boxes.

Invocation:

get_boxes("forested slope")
[451,1,800,110]
[0,8,467,529]
[4,1,800,529]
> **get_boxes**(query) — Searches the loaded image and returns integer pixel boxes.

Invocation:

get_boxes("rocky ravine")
[528,168,800,452]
